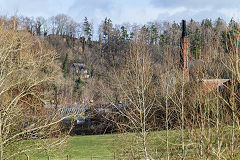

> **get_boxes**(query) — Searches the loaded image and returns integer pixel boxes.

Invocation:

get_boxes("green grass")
[64,134,117,160]
[11,128,240,159]
[23,134,118,160]
[22,130,182,160]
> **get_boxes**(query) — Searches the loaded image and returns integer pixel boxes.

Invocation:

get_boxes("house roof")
[72,63,87,71]
[202,79,230,85]
[202,78,230,92]
[73,63,85,67]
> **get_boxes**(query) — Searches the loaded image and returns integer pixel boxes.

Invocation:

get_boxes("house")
[71,63,90,79]
[201,79,230,92]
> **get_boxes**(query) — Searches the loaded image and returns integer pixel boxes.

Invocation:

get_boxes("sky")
[0,0,240,26]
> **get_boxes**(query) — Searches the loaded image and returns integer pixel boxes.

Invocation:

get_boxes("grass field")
[24,134,118,160]
[16,129,185,160]
[17,131,174,160]
[13,128,240,160]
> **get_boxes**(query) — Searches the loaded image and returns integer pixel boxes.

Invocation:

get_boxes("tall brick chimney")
[180,20,189,82]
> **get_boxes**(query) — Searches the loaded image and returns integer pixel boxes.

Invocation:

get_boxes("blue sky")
[0,0,240,25]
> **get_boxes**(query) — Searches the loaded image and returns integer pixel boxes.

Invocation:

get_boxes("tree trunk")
[166,86,169,160]
[181,70,185,160]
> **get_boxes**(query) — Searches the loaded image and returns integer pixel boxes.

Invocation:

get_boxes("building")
[71,63,90,79]
[180,20,230,92]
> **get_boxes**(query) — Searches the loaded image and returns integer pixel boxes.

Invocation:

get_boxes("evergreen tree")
[201,18,213,29]
[221,19,240,53]
[120,25,129,42]
[83,17,92,42]
[75,77,86,89]
[81,37,86,52]
[150,24,158,44]
[191,28,202,59]
[102,17,113,43]
[62,54,68,76]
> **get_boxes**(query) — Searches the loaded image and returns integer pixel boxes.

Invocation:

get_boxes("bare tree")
[101,32,156,159]
[0,20,77,160]
[221,26,240,159]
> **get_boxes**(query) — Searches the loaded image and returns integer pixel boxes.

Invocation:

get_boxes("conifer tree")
[62,54,68,76]
[83,17,92,42]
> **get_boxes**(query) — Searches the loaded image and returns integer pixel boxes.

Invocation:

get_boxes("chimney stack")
[180,20,189,82]
[182,20,187,38]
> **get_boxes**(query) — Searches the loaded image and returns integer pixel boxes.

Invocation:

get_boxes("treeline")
[5,14,234,56]
[7,14,237,74]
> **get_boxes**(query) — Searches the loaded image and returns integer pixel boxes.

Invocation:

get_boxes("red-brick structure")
[180,20,231,93]
[180,20,230,91]
[202,79,230,92]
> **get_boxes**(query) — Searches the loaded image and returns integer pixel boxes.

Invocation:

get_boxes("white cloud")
[188,7,212,15]
[150,0,239,9]
[109,6,187,25]
[0,0,75,17]
[218,8,240,21]
[0,0,238,27]
[158,7,187,16]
